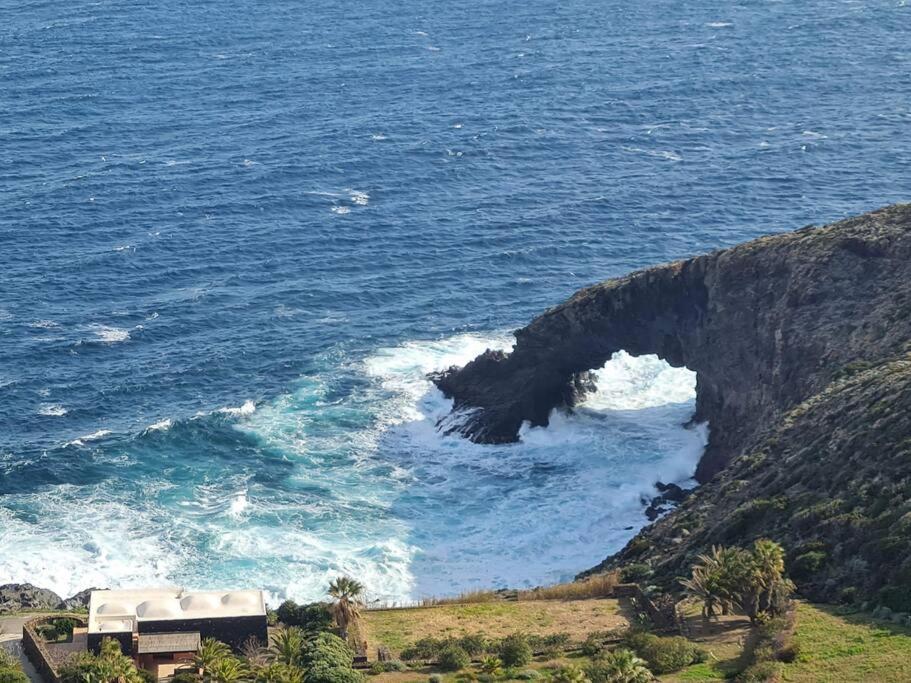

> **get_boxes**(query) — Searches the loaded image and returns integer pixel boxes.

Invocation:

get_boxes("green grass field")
[779,603,911,682]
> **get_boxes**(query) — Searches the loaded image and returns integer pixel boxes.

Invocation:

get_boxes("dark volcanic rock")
[0,583,63,612]
[432,204,911,482]
[60,587,104,610]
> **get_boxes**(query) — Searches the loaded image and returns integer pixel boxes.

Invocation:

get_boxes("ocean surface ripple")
[1,0,909,602]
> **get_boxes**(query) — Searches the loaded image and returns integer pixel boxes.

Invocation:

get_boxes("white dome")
[220,592,260,608]
[136,599,182,619]
[180,594,222,611]
[97,602,134,615]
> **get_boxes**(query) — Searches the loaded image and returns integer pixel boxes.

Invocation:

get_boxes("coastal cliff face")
[433,204,911,482]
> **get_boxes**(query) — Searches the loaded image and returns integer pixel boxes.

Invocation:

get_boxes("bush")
[458,634,488,656]
[790,551,828,582]
[0,670,29,683]
[428,676,443,683]
[624,633,705,674]
[550,666,589,683]
[585,649,652,683]
[528,633,569,656]
[498,634,532,668]
[513,671,541,681]
[303,633,356,670]
[401,638,446,661]
[620,564,651,584]
[170,673,200,683]
[277,600,334,633]
[737,659,782,682]
[369,661,406,675]
[878,585,911,613]
[580,634,605,657]
[52,618,76,639]
[438,645,470,672]
[305,663,365,683]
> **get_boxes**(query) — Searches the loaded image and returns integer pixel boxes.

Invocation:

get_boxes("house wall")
[138,615,267,650]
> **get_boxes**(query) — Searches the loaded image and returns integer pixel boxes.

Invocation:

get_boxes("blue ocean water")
[1,0,909,603]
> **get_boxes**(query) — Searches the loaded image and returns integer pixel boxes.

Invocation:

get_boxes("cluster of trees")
[183,629,364,683]
[681,539,794,624]
[60,638,153,683]
[399,632,534,670]
[0,647,29,683]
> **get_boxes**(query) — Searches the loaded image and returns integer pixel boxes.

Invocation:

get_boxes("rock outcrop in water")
[432,204,911,482]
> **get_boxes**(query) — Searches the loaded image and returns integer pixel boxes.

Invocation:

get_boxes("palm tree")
[195,638,233,677]
[254,663,304,683]
[206,657,249,683]
[269,627,305,667]
[551,666,591,683]
[588,649,652,683]
[327,576,365,642]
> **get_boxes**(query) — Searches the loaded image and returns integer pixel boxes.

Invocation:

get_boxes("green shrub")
[585,649,652,683]
[303,633,355,670]
[401,638,446,661]
[305,663,364,683]
[550,666,589,683]
[878,585,911,613]
[0,670,29,683]
[580,634,605,657]
[428,675,443,683]
[438,645,470,672]
[624,633,705,674]
[528,633,569,656]
[277,601,334,633]
[369,660,406,675]
[497,634,532,668]
[620,564,651,584]
[458,634,488,656]
[737,659,782,682]
[169,673,200,683]
[790,551,828,582]
[52,618,76,639]
[368,663,385,676]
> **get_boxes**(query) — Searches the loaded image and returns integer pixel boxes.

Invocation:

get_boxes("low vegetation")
[0,648,28,683]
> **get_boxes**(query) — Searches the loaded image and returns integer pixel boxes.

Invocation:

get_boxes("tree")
[585,649,652,683]
[195,638,233,677]
[255,664,304,683]
[681,540,794,624]
[327,577,364,643]
[59,638,145,683]
[270,627,305,667]
[206,657,249,683]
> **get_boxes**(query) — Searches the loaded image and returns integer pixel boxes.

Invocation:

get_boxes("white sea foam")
[90,325,130,343]
[28,320,60,329]
[65,429,112,447]
[145,418,172,432]
[706,21,733,28]
[38,404,68,417]
[622,146,682,162]
[348,190,369,205]
[216,400,257,417]
[370,134,388,141]
[331,206,351,214]
[0,333,706,605]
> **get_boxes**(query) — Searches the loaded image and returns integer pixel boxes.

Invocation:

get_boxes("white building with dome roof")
[87,588,267,674]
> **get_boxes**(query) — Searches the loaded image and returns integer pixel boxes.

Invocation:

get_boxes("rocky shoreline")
[0,584,100,613]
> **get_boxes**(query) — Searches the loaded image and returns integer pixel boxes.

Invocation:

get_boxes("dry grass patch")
[362,599,628,654]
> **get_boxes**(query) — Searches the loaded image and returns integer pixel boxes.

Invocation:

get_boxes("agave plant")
[588,648,652,683]
[479,656,503,676]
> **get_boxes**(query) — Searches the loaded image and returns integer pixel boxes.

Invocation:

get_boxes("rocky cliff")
[433,204,911,481]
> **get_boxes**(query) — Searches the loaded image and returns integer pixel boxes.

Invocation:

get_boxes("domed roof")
[220,591,260,608]
[136,599,182,619]
[97,619,133,633]
[97,602,134,615]
[180,593,222,611]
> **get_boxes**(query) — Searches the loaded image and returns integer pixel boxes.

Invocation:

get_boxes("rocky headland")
[434,204,911,608]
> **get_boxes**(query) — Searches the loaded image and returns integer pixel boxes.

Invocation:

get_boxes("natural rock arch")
[432,205,911,481]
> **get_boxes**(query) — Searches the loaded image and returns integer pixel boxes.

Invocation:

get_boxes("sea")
[1,0,909,605]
